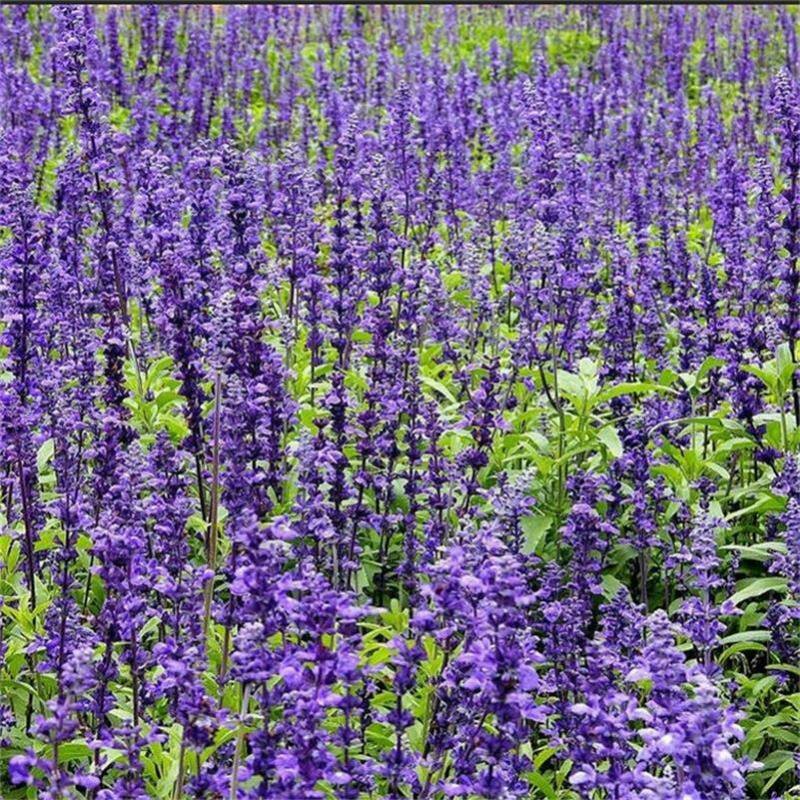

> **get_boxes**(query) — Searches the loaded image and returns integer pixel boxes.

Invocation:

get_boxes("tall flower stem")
[202,370,222,639]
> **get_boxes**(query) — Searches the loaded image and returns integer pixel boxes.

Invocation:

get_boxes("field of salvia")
[1,4,800,799]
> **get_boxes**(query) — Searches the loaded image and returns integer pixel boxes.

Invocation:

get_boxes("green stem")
[174,736,187,800]
[202,371,222,639]
[230,684,252,800]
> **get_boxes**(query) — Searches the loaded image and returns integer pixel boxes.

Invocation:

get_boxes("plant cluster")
[0,5,799,799]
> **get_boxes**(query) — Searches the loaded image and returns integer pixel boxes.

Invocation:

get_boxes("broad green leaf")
[37,438,54,473]
[729,577,788,607]
[597,425,623,458]
[521,514,552,554]
[419,374,457,404]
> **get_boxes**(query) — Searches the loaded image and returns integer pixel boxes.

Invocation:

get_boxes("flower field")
[2,4,800,798]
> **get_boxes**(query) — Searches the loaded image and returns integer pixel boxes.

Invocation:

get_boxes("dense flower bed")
[0,5,799,799]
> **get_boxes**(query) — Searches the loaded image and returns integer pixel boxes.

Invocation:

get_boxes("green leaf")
[776,342,795,381]
[697,355,726,381]
[419,374,457,405]
[722,542,785,561]
[728,577,788,607]
[533,746,558,771]
[555,370,585,401]
[597,425,623,458]
[704,462,730,482]
[597,381,674,403]
[719,642,766,663]
[57,740,91,762]
[155,390,183,410]
[762,753,795,793]
[601,573,625,600]
[719,630,771,645]
[577,357,597,379]
[37,438,54,473]
[521,514,552,554]
[766,663,800,679]
[526,772,558,800]
[725,496,783,522]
